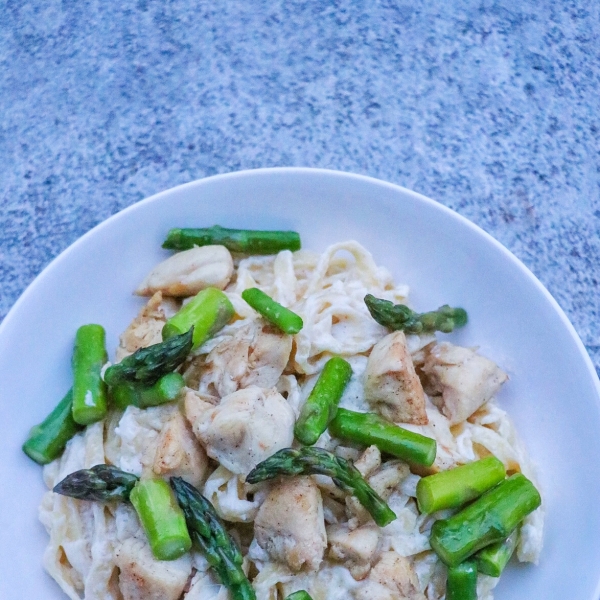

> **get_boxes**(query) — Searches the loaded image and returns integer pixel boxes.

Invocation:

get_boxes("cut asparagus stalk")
[364,294,467,334]
[476,530,519,577]
[285,592,313,600]
[294,357,352,446]
[130,478,192,561]
[22,389,82,465]
[71,324,108,425]
[329,408,437,467]
[241,287,303,334]
[171,477,256,600]
[53,464,139,502]
[111,372,185,409]
[246,447,396,527]
[430,473,541,567]
[104,328,193,387]
[162,287,234,349]
[446,560,478,600]
[163,225,301,255]
[416,456,506,514]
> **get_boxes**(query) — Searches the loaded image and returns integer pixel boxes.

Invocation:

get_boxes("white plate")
[1,168,599,599]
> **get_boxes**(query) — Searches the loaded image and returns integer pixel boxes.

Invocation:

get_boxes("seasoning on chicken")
[187,386,295,476]
[116,292,179,362]
[114,537,192,600]
[254,477,327,572]
[420,342,508,425]
[200,321,293,398]
[353,551,426,600]
[137,245,234,297]
[364,332,428,425]
[327,523,381,579]
[152,412,208,487]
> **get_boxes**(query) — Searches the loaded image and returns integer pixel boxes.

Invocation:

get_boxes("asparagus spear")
[246,447,396,527]
[294,357,352,446]
[416,456,506,514]
[162,287,234,349]
[171,477,256,600]
[71,324,109,425]
[285,593,313,600]
[364,294,467,334]
[328,408,437,467]
[430,473,541,567]
[130,478,192,561]
[446,560,478,600]
[104,328,193,387]
[163,225,301,254]
[476,530,519,577]
[111,372,185,409]
[53,464,139,502]
[54,467,192,562]
[22,389,82,465]
[242,288,303,334]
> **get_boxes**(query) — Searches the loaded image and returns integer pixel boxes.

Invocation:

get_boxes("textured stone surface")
[1,1,599,374]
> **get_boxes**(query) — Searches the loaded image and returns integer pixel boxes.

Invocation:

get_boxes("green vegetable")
[163,225,301,255]
[162,287,234,349]
[22,389,82,465]
[416,456,506,514]
[53,464,139,502]
[476,530,519,577]
[130,478,192,561]
[364,294,468,334]
[241,287,303,334]
[71,324,109,425]
[246,447,396,527]
[446,560,478,600]
[285,592,313,600]
[104,328,193,387]
[430,473,541,567]
[111,372,185,409]
[329,408,437,467]
[171,477,256,600]
[294,357,352,446]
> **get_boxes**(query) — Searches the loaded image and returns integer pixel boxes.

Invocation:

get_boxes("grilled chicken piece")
[115,292,179,362]
[136,245,233,297]
[347,460,409,527]
[200,321,293,398]
[364,332,428,425]
[354,551,425,600]
[420,342,508,424]
[152,412,208,487]
[114,537,192,600]
[353,445,382,478]
[186,386,295,476]
[327,523,381,580]
[254,477,327,572]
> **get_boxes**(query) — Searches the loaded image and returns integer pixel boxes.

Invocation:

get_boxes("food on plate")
[24,227,544,600]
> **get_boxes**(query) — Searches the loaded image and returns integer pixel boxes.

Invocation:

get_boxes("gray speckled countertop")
[1,1,599,374]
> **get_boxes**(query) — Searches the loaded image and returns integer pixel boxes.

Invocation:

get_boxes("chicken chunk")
[136,245,233,297]
[254,477,327,572]
[152,412,209,487]
[200,321,293,398]
[327,523,381,580]
[114,537,192,600]
[186,386,295,476]
[115,292,179,362]
[354,552,425,600]
[353,445,382,478]
[364,332,428,425]
[420,342,508,424]
[347,460,410,527]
